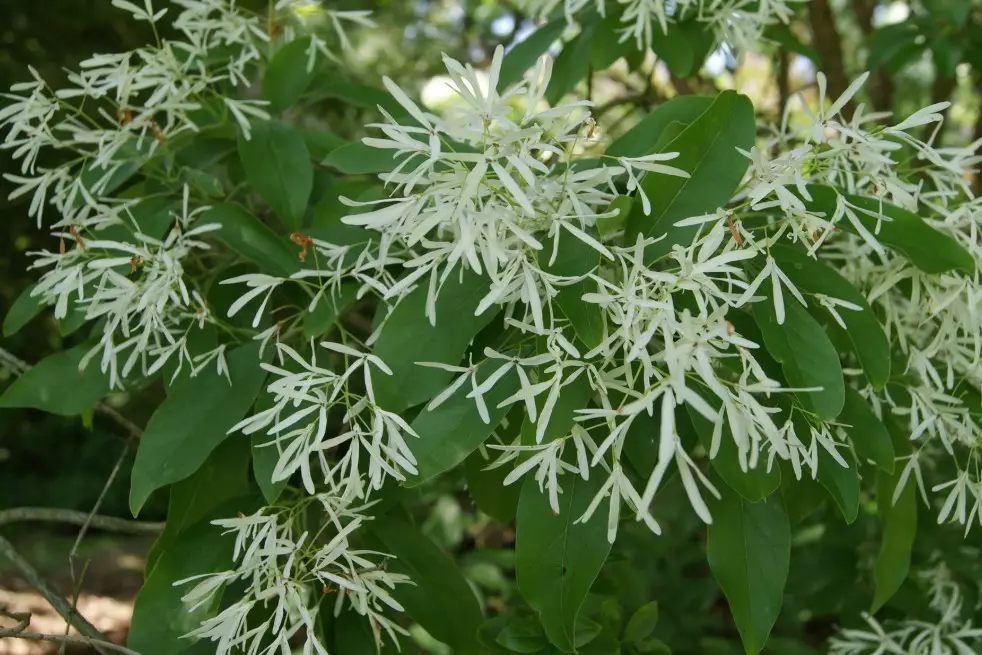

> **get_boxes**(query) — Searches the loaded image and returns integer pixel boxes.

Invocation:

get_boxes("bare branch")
[0,507,163,533]
[1,608,142,655]
[0,536,112,655]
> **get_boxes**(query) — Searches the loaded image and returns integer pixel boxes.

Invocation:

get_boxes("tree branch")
[1,609,141,655]
[0,507,163,532]
[0,536,112,655]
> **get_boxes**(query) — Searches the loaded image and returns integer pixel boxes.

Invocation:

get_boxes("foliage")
[2,1,982,655]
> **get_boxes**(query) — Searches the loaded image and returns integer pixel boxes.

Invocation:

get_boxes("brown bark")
[807,0,848,101]
[851,0,893,114]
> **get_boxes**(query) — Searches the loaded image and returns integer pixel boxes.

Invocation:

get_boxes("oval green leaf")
[238,119,313,230]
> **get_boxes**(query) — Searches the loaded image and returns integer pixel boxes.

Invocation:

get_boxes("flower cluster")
[177,490,411,655]
[828,560,982,654]
[519,0,801,52]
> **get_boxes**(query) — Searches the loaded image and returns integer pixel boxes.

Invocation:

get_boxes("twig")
[0,535,112,655]
[777,46,791,121]
[1,608,141,655]
[0,507,163,532]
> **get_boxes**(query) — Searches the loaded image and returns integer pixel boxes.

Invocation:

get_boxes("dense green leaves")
[262,37,315,113]
[371,270,499,412]
[804,186,974,275]
[771,244,890,388]
[706,491,790,655]
[407,358,520,485]
[753,297,845,421]
[606,95,713,159]
[516,474,612,652]
[198,203,300,277]
[0,345,109,416]
[838,388,895,473]
[625,90,755,260]
[129,342,268,516]
[238,119,313,230]
[366,515,484,654]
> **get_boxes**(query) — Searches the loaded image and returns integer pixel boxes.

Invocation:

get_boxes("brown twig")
[0,536,112,655]
[1,608,142,655]
[777,46,791,121]
[0,507,163,532]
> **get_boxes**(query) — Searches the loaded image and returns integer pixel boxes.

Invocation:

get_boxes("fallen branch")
[0,536,112,655]
[0,507,163,533]
[1,608,141,655]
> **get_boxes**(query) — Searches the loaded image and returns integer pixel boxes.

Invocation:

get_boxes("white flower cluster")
[829,560,982,654]
[519,0,801,52]
[0,0,370,390]
[177,490,411,655]
[747,72,982,533]
[230,340,419,499]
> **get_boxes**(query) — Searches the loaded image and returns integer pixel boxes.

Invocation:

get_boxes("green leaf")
[303,282,359,339]
[546,22,596,106]
[464,409,523,522]
[495,618,548,654]
[626,91,755,261]
[521,373,594,446]
[816,447,860,524]
[365,515,484,654]
[838,387,894,473]
[753,297,845,420]
[706,491,790,655]
[407,358,520,485]
[198,203,300,277]
[687,403,781,502]
[322,141,402,174]
[57,303,89,337]
[516,474,612,652]
[590,13,632,70]
[3,285,45,337]
[128,511,247,655]
[238,119,313,230]
[309,80,408,116]
[624,601,660,644]
[648,19,713,77]
[499,18,566,90]
[770,244,890,388]
[263,37,316,113]
[539,229,606,349]
[129,342,269,516]
[302,130,348,160]
[872,417,917,613]
[372,270,498,412]
[763,25,822,65]
[145,437,252,576]
[867,21,920,69]
[0,345,110,416]
[804,186,974,275]
[606,96,713,159]
[249,389,291,505]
